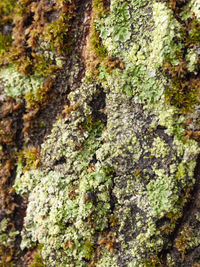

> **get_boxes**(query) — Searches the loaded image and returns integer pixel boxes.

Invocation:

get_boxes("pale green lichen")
[15,80,114,266]
[94,0,199,265]
[98,1,131,43]
[186,49,199,72]
[147,176,179,217]
[0,65,44,98]
[15,0,200,266]
[149,2,178,67]
[96,250,118,267]
[150,137,170,159]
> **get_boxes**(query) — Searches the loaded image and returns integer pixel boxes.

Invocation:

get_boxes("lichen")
[14,80,114,265]
[148,2,180,67]
[0,65,44,99]
[186,49,199,72]
[98,1,131,43]
[13,0,200,266]
[96,250,118,267]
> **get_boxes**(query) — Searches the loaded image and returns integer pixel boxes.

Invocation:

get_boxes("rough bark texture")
[0,0,200,266]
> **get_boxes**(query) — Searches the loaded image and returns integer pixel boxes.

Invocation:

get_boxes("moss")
[0,0,15,65]
[162,8,200,112]
[0,33,12,63]
[174,225,191,259]
[29,246,45,267]
[143,257,162,267]
[43,0,76,56]
[0,218,19,265]
[0,0,77,76]
[0,0,16,27]
[86,0,110,76]
[17,147,40,173]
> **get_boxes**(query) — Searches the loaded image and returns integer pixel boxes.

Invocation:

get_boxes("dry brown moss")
[163,5,200,112]
[0,0,77,75]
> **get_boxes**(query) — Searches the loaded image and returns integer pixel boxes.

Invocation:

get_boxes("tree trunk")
[0,0,200,266]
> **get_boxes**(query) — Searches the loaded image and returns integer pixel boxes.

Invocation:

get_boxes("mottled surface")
[0,0,200,266]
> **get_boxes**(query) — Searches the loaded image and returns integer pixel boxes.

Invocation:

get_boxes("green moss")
[0,0,76,76]
[174,223,200,259]
[43,0,76,56]
[29,246,45,267]
[0,0,16,64]
[162,8,200,112]
[86,0,111,76]
[83,241,95,260]
[0,218,19,265]
[0,0,16,25]
[0,33,12,62]
[17,147,40,173]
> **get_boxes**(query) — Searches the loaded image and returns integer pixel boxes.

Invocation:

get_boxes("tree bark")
[0,0,200,266]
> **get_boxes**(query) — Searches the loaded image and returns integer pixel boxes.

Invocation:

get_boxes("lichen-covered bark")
[0,0,200,266]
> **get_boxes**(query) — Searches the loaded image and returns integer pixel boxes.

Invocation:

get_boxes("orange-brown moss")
[86,0,124,77]
[0,0,16,26]
[9,0,59,75]
[0,97,23,214]
[175,225,192,260]
[163,6,200,112]
[0,0,16,65]
[17,146,40,172]
[0,0,77,75]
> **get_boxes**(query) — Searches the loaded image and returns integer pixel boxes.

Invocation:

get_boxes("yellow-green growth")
[0,65,44,99]
[29,247,45,267]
